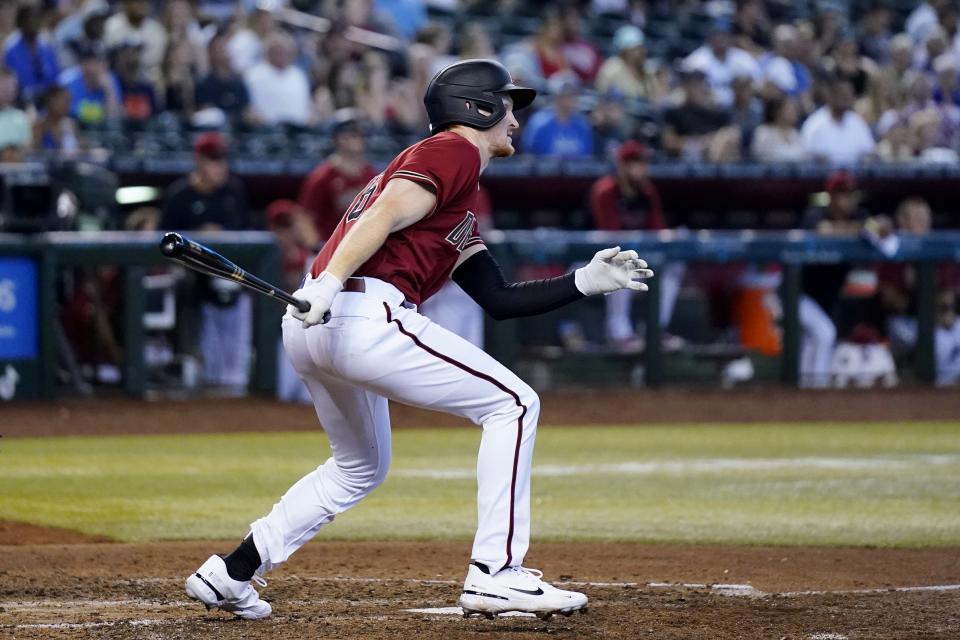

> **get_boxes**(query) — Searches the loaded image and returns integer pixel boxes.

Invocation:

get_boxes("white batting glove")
[574,247,654,296]
[287,271,343,327]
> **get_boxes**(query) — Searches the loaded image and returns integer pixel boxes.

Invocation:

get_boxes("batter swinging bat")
[159,232,310,313]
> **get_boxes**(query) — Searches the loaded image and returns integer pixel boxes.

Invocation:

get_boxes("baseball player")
[185,59,653,620]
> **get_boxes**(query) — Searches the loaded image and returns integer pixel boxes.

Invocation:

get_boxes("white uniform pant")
[799,295,837,388]
[199,295,252,389]
[251,277,539,574]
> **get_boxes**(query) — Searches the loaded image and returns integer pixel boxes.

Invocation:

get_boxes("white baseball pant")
[251,277,539,574]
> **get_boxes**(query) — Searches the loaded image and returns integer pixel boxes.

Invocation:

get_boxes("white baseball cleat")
[458,562,588,620]
[185,554,272,620]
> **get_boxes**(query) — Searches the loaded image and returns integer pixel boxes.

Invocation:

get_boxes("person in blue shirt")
[57,41,121,127]
[3,5,59,104]
[521,71,593,157]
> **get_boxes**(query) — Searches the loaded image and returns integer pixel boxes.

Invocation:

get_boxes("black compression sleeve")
[452,250,585,321]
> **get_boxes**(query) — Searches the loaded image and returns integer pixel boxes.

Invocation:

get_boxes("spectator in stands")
[732,0,771,55]
[915,25,950,73]
[595,25,667,103]
[874,119,914,163]
[932,53,960,107]
[589,140,684,352]
[195,33,254,126]
[0,68,30,161]
[760,24,808,101]
[33,85,79,154]
[662,68,740,163]
[801,76,875,166]
[683,17,760,107]
[244,30,313,127]
[521,71,593,158]
[592,90,633,160]
[160,133,252,395]
[560,3,602,83]
[751,96,808,162]
[858,5,893,64]
[103,0,167,82]
[58,41,121,127]
[56,7,110,69]
[826,34,874,97]
[4,5,59,104]
[906,0,948,44]
[901,71,960,153]
[162,39,196,115]
[112,40,158,123]
[458,22,496,60]
[227,8,273,73]
[161,0,208,79]
[858,69,905,130]
[909,107,960,164]
[298,110,378,241]
[531,9,569,81]
[730,74,762,151]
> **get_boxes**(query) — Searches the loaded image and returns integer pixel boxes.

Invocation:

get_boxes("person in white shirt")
[683,18,760,106]
[801,76,875,166]
[244,30,312,127]
[751,97,808,162]
[103,0,167,80]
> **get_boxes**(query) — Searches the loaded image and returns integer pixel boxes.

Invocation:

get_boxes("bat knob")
[159,232,185,257]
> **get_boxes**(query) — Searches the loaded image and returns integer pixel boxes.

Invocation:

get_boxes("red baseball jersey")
[309,132,484,305]
[297,160,379,241]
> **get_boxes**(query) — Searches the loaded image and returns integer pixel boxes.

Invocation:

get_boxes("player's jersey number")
[344,174,383,222]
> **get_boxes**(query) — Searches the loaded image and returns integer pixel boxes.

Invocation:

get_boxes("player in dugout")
[185,59,654,621]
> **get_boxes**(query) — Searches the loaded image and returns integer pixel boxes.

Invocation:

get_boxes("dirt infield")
[3,387,959,438]
[2,534,958,639]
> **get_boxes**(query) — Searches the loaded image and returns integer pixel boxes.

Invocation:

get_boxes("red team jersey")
[310,132,485,305]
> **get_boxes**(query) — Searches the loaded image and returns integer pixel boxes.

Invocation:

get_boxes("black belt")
[343,277,415,308]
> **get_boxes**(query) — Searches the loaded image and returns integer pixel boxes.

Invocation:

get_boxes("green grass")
[1,423,959,546]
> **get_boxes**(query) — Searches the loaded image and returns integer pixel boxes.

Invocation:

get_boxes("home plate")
[406,607,537,618]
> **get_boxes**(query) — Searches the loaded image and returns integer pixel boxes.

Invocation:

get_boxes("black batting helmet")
[423,59,536,135]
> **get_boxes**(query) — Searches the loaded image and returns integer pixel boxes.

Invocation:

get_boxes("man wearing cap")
[298,111,379,242]
[596,25,666,102]
[161,133,253,394]
[590,140,684,352]
[797,170,870,387]
[57,40,121,127]
[683,17,760,107]
[521,70,593,157]
[663,68,741,162]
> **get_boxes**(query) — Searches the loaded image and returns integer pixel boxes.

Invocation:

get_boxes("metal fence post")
[252,247,281,395]
[644,267,663,387]
[916,261,936,384]
[123,265,147,396]
[780,263,801,387]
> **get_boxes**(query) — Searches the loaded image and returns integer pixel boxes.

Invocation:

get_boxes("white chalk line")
[809,634,848,640]
[392,454,960,479]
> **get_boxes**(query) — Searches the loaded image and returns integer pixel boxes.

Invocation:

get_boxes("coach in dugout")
[590,140,685,352]
[161,132,253,395]
[297,109,378,242]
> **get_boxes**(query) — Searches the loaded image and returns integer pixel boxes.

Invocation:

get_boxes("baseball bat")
[159,232,311,313]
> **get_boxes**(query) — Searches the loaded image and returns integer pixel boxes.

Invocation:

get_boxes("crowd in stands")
[1,0,960,164]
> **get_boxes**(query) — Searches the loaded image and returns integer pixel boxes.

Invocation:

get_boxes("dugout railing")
[0,230,957,398]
